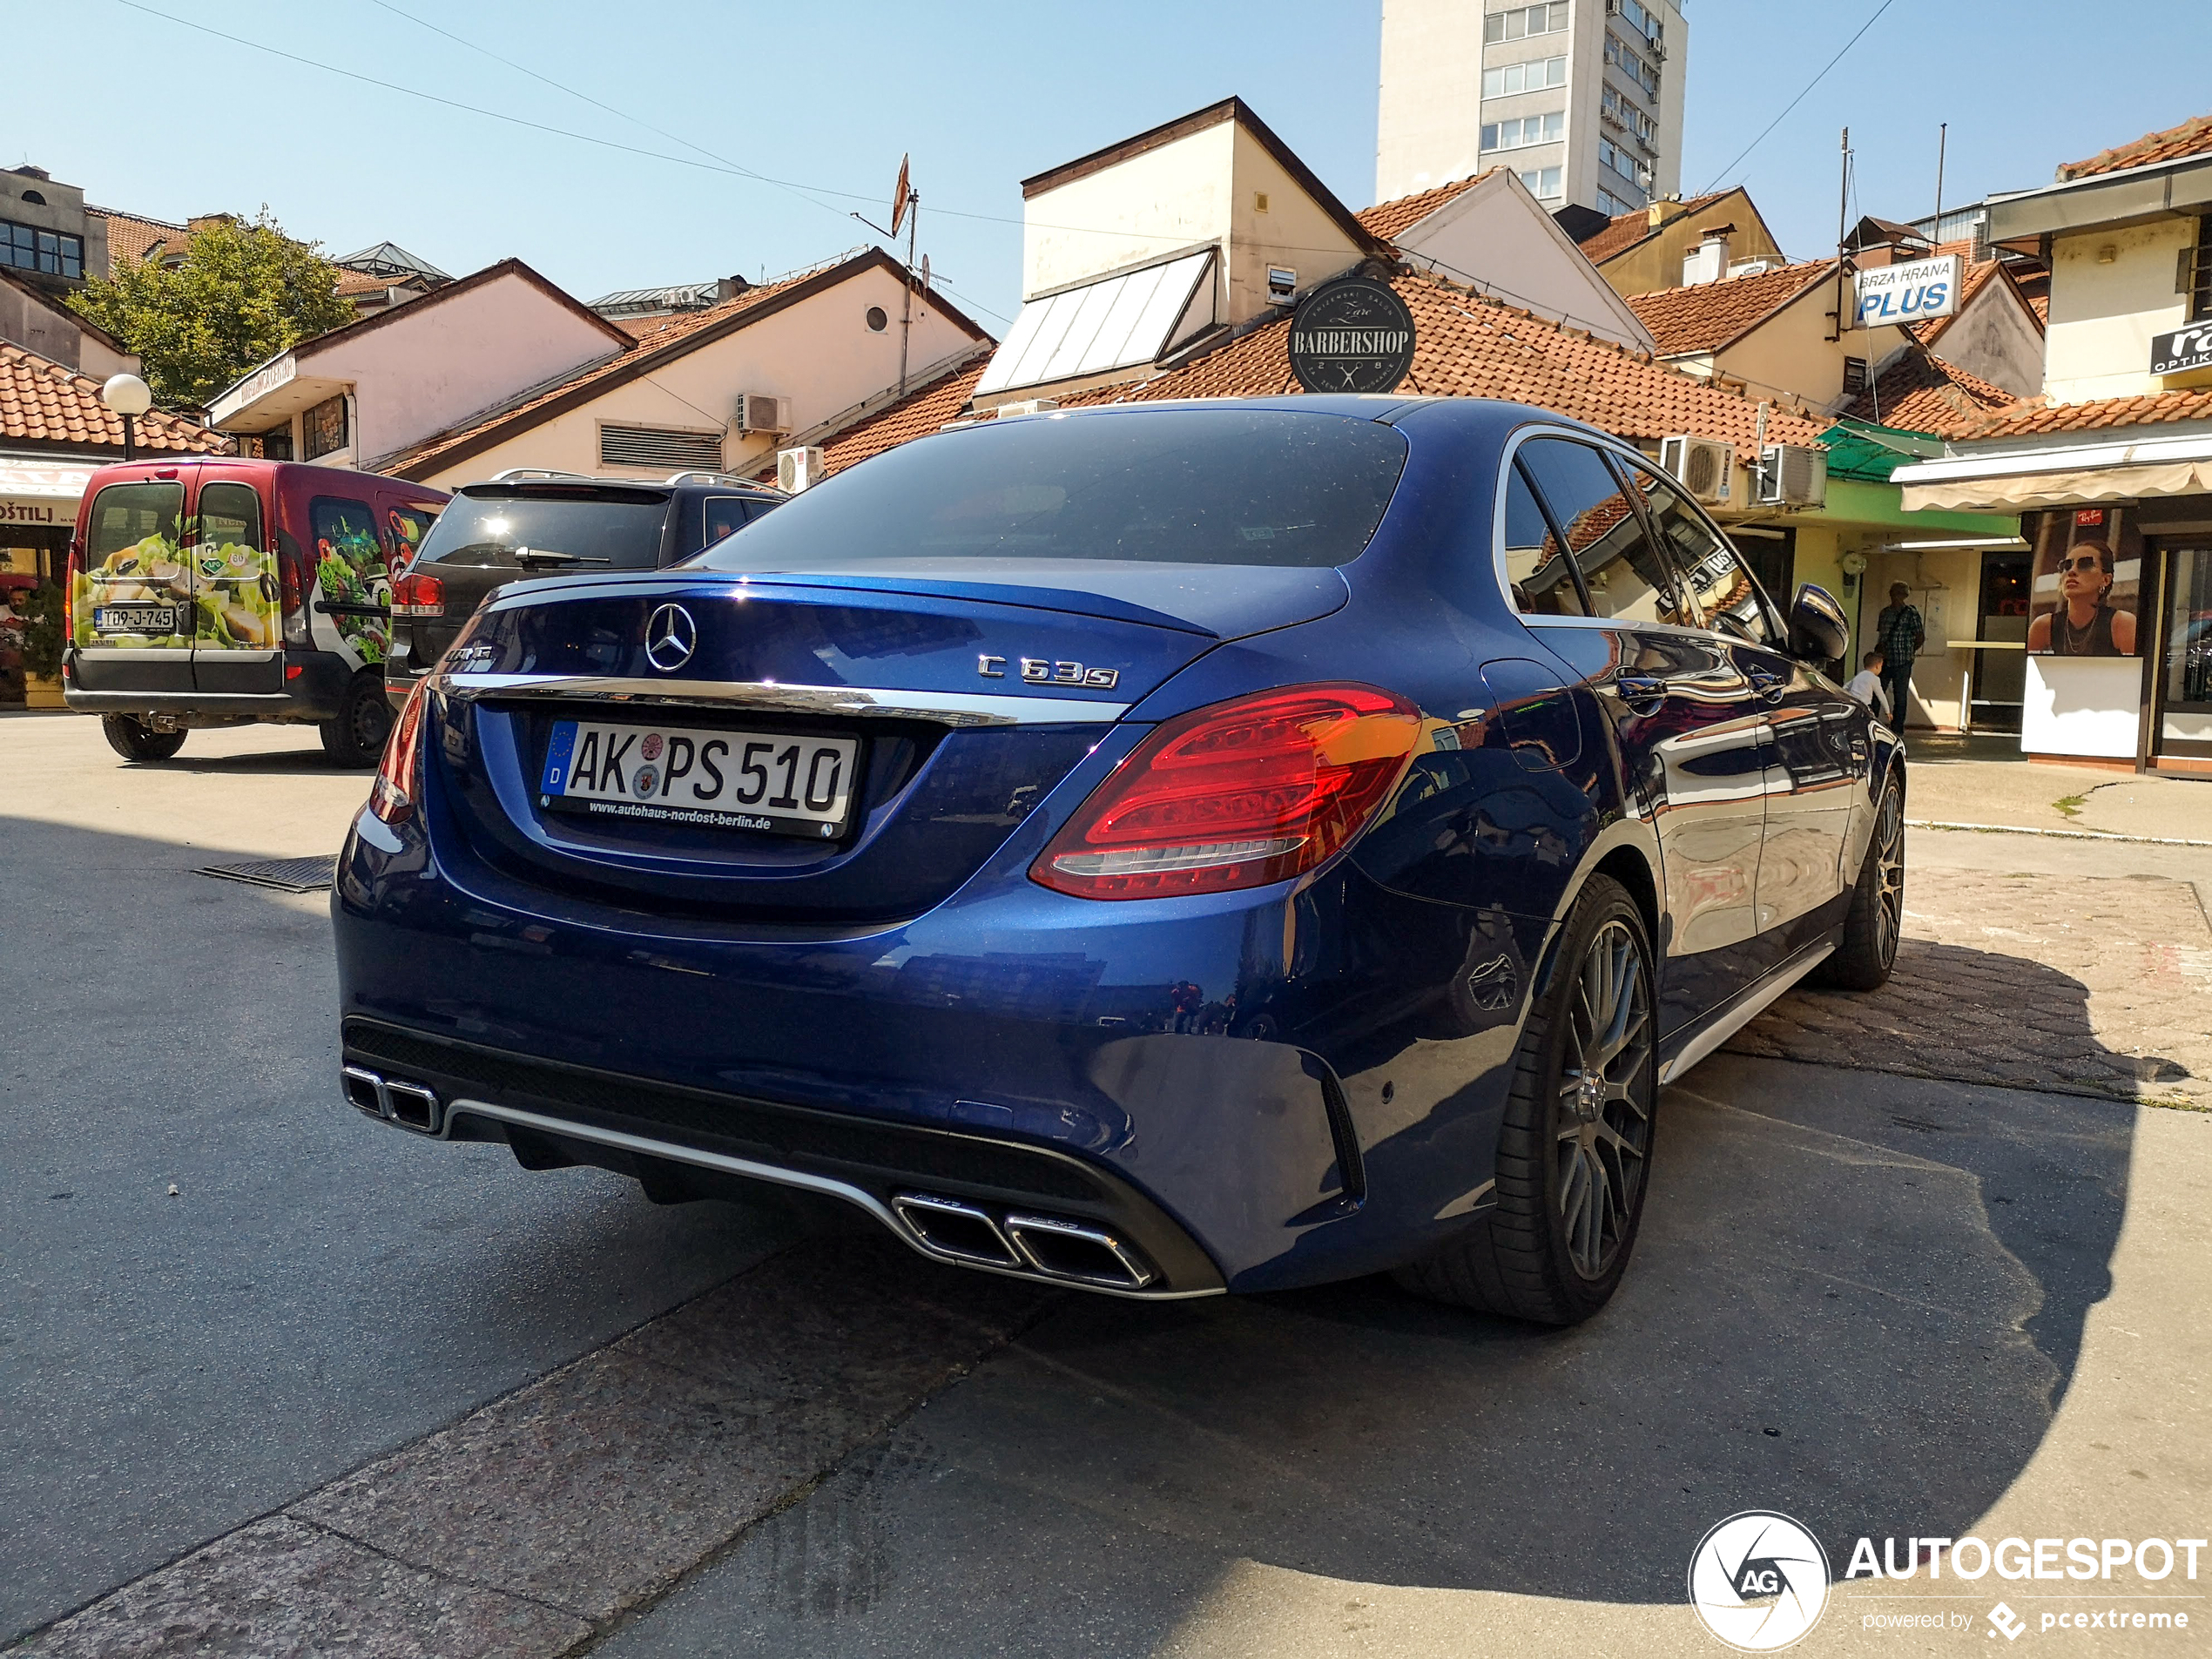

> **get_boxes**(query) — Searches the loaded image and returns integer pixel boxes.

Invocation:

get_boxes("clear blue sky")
[10,0,2209,328]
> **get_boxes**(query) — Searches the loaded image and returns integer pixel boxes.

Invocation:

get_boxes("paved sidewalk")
[1728,868,2212,1109]
[1901,745,2211,842]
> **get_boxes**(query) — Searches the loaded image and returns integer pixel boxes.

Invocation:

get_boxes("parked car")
[64,458,448,765]
[383,470,785,711]
[332,399,1901,1325]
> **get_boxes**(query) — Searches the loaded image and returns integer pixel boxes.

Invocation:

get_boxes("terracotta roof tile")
[86,206,188,270]
[0,341,229,454]
[1575,191,1733,265]
[1624,260,1835,354]
[1356,172,1494,242]
[1058,269,1829,450]
[808,357,991,479]
[2055,113,2212,181]
[1927,385,2212,441]
[1839,349,2018,436]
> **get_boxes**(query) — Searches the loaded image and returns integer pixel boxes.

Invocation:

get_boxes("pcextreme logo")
[1689,1511,1831,1651]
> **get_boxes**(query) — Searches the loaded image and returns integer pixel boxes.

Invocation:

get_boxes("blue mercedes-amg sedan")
[333,397,1901,1324]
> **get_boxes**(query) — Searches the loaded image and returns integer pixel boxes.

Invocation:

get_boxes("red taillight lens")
[368,678,429,826]
[64,548,81,643]
[1030,683,1422,900]
[390,571,444,617]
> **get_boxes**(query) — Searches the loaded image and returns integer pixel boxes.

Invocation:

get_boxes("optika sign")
[1843,1533,2207,1583]
[1852,253,1961,327]
[2151,322,2212,377]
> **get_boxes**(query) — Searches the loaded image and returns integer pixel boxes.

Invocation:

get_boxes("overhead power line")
[1698,0,1898,194]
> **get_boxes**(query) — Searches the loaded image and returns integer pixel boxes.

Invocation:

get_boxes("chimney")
[1683,228,1731,287]
[186,213,236,234]
[1648,199,1671,229]
[715,274,749,302]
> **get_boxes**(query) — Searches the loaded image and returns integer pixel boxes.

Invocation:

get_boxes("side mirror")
[1788,582,1850,666]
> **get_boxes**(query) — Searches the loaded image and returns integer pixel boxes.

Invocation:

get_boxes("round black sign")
[1288,276,1417,395]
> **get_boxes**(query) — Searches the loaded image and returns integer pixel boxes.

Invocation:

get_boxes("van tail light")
[390,571,444,617]
[280,537,310,648]
[1030,684,1422,900]
[63,548,81,645]
[368,678,430,826]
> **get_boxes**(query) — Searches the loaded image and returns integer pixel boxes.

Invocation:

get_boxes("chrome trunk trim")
[436,671,1128,727]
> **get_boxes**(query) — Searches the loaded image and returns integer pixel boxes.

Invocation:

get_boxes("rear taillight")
[1030,683,1422,900]
[390,571,444,617]
[368,679,429,826]
[63,547,81,644]
[280,536,309,647]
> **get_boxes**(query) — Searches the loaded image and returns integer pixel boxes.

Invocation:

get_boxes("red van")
[64,458,448,765]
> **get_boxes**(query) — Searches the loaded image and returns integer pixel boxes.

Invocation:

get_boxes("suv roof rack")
[663,470,778,489]
[482,468,606,485]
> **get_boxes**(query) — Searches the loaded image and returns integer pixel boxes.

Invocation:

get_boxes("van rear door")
[71,477,193,695]
[189,475,283,693]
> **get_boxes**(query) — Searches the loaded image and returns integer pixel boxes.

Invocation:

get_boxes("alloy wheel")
[1874,786,1905,968]
[1554,919,1654,1280]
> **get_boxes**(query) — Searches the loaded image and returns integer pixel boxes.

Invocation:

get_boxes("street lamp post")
[100,373,152,462]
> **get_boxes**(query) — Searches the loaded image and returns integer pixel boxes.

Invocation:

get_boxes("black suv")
[385,470,784,709]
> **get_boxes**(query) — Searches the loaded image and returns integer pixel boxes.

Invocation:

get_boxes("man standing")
[1875,583,1924,731]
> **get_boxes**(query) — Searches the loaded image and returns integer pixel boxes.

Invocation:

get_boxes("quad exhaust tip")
[894,1190,1156,1291]
[341,1065,442,1136]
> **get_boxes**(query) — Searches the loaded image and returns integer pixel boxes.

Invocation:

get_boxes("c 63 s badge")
[979,654,1119,689]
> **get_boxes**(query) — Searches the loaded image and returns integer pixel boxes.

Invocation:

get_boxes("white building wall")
[421,265,981,491]
[2044,219,2196,404]
[1024,124,1236,302]
[310,271,624,464]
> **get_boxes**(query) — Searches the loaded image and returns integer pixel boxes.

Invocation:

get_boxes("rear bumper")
[65,649,352,722]
[331,792,1545,1294]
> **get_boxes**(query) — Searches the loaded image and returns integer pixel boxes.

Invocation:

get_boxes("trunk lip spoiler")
[435,671,1130,727]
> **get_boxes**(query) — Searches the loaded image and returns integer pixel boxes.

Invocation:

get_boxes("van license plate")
[94,604,180,635]
[539,719,860,840]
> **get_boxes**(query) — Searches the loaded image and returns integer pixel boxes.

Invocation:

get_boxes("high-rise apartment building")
[1376,0,1686,218]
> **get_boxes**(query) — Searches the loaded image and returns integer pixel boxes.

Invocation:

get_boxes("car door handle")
[1616,674,1668,711]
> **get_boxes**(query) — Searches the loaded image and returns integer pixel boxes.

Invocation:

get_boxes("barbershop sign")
[1853,253,1961,327]
[1289,277,1417,394]
[2151,321,2212,377]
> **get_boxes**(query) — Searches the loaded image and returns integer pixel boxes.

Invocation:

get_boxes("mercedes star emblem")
[644,603,698,672]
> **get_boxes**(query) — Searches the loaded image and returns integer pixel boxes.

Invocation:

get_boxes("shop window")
[302,395,348,461]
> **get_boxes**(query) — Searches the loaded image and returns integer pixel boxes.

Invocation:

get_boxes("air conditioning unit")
[736,394,791,435]
[1661,435,1734,504]
[777,446,826,493]
[1757,443,1828,508]
[993,398,1059,419]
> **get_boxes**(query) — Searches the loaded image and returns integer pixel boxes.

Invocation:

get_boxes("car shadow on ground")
[619,939,2148,1652]
[130,747,365,777]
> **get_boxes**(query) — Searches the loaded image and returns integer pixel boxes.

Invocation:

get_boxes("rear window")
[690,408,1408,571]
[86,482,183,563]
[415,487,671,572]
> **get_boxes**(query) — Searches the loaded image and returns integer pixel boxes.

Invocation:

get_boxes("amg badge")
[978,654,1119,690]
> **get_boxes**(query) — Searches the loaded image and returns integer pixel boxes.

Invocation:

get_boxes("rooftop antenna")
[1932,122,1947,246]
[852,152,921,395]
[1829,126,1851,342]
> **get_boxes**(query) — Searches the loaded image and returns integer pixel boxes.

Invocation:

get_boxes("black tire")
[101,713,186,762]
[320,671,395,768]
[1810,770,1904,993]
[1395,874,1657,1325]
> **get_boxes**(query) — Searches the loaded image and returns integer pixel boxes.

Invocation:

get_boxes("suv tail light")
[63,547,81,646]
[369,678,430,826]
[280,536,309,648]
[1030,684,1422,900]
[390,571,444,617]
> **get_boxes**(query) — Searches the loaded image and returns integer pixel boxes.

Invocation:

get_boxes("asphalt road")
[6,713,2207,1657]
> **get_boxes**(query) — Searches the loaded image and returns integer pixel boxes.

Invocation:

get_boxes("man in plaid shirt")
[1875,583,1923,730]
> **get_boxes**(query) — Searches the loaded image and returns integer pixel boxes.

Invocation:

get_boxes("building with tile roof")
[0,270,138,381]
[1356,170,1655,351]
[2054,113,2212,183]
[1889,113,2212,772]
[1570,187,1787,298]
[1838,347,2018,438]
[379,246,990,489]
[3,165,108,294]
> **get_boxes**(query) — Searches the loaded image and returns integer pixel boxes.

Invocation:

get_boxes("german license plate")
[539,719,860,840]
[94,603,179,635]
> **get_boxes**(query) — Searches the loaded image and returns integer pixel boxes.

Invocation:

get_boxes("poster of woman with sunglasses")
[2027,506,2141,656]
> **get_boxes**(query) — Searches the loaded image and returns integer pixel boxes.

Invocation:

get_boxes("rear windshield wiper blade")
[510,546,612,568]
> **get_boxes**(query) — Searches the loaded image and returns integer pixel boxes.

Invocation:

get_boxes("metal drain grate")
[198,854,338,894]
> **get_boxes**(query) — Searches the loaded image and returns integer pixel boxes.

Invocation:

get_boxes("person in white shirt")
[1844,649,1892,725]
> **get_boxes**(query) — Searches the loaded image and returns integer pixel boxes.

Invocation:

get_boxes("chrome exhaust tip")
[1003,1213,1155,1290]
[339,1065,443,1136]
[891,1192,1021,1267]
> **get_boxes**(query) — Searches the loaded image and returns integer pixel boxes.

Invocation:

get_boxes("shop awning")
[1894,433,2212,512]
[974,247,1218,400]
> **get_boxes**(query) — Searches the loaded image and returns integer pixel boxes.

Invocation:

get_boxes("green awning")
[1817,420,1947,484]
